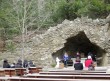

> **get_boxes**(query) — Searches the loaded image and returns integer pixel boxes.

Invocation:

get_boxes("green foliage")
[0,0,109,46]
[5,40,15,52]
[87,0,107,18]
[106,4,110,12]
[47,0,110,23]
[44,0,66,24]
[0,0,19,39]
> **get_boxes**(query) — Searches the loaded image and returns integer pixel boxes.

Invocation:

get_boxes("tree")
[9,0,53,64]
[10,0,39,65]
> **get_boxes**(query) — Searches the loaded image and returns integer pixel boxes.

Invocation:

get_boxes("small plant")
[51,63,56,67]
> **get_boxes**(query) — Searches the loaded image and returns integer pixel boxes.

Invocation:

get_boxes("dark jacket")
[28,60,35,67]
[3,60,10,68]
[15,63,22,68]
[3,63,10,68]
[23,60,28,68]
[74,62,83,70]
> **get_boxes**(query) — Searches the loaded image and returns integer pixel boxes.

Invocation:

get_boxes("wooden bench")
[49,70,106,73]
[15,68,26,76]
[39,72,110,75]
[8,77,110,81]
[0,77,9,81]
[29,67,42,73]
[0,69,5,76]
[4,68,16,77]
[25,74,110,80]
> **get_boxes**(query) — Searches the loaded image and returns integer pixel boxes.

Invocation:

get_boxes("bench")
[15,68,26,76]
[29,67,42,73]
[4,68,16,77]
[25,74,110,80]
[0,77,9,81]
[49,70,106,73]
[39,72,110,75]
[0,69,5,76]
[8,77,110,81]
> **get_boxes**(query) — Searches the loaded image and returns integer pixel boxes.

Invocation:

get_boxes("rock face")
[0,17,110,68]
[27,17,110,67]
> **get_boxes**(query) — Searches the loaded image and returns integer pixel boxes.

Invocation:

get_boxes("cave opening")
[52,31,106,66]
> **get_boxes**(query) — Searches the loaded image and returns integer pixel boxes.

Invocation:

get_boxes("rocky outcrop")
[28,17,110,67]
[0,17,110,68]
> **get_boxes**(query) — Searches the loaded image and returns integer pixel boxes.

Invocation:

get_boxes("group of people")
[74,52,96,70]
[3,59,36,68]
[63,51,96,70]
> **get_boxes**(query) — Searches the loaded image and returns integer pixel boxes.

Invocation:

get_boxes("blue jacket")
[63,55,70,61]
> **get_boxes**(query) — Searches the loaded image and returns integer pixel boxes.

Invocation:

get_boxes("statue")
[55,57,60,68]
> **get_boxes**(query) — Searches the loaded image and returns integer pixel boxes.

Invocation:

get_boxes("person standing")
[63,52,69,67]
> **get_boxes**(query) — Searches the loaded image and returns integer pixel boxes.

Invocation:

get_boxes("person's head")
[18,59,22,63]
[64,52,68,56]
[88,55,92,59]
[88,52,92,55]
[75,57,81,62]
[76,52,80,55]
[24,59,28,63]
[3,59,8,63]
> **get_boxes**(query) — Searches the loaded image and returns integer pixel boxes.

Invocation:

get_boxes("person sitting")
[88,52,96,62]
[74,57,83,70]
[15,59,23,68]
[75,52,81,58]
[15,62,22,68]
[85,55,93,68]
[3,59,10,68]
[23,60,28,68]
[11,63,15,68]
[28,60,36,67]
[88,62,95,70]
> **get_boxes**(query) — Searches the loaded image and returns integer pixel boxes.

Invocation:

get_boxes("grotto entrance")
[52,31,106,66]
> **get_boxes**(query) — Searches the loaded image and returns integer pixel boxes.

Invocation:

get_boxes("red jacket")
[85,59,93,67]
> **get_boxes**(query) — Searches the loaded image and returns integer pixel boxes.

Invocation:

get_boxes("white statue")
[55,57,60,68]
